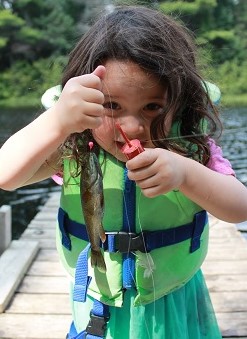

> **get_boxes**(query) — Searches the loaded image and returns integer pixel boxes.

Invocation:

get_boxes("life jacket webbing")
[73,243,92,303]
[122,168,136,289]
[58,208,207,254]
[66,300,110,338]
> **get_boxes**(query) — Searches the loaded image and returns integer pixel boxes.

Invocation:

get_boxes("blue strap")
[58,208,73,250]
[72,245,109,338]
[58,208,207,254]
[122,168,136,289]
[67,300,110,339]
[73,244,92,303]
[85,300,110,338]
[190,209,207,252]
[66,322,86,339]
[68,322,78,337]
[91,299,110,318]
[58,207,89,251]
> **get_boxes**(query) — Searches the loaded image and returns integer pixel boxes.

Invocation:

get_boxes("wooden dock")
[0,192,247,338]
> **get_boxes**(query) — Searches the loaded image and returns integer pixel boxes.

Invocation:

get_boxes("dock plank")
[35,249,60,261]
[17,276,69,294]
[205,274,247,292]
[217,312,247,338]
[0,314,71,339]
[206,244,247,260]
[210,291,247,312]
[5,293,71,314]
[202,259,247,274]
[37,239,58,249]
[22,228,56,240]
[27,260,67,276]
[0,240,39,313]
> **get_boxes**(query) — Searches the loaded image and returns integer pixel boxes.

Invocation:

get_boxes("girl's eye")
[103,101,120,110]
[144,103,163,111]
[142,103,164,118]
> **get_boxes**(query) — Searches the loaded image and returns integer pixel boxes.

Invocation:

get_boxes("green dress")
[71,269,221,338]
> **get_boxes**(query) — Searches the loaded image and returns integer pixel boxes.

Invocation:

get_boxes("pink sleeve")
[206,138,235,176]
[51,173,63,185]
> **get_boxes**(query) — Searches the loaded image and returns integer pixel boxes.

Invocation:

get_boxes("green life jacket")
[41,82,216,309]
[57,151,209,307]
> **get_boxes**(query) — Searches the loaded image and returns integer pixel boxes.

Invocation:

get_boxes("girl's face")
[93,60,170,162]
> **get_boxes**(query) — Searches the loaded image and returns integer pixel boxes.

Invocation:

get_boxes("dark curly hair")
[61,5,221,168]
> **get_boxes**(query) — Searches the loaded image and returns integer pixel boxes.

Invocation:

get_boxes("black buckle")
[114,232,147,253]
[86,312,109,337]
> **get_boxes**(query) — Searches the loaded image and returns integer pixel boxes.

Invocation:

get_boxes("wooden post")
[0,205,12,254]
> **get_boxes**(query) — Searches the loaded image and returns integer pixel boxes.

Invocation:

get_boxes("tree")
[0,0,87,69]
[233,0,247,62]
[159,0,242,64]
[0,0,114,105]
[0,9,26,69]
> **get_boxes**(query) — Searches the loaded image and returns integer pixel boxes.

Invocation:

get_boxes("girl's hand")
[0,66,106,191]
[50,65,106,136]
[127,147,247,223]
[126,148,186,198]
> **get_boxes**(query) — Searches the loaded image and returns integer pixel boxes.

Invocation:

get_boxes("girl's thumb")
[93,65,106,80]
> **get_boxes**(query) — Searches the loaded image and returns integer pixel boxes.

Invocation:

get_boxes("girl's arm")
[0,66,106,191]
[179,158,247,223]
[0,109,65,190]
[126,148,247,223]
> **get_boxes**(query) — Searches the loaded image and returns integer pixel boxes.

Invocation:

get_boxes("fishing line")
[147,126,246,144]
[136,188,156,339]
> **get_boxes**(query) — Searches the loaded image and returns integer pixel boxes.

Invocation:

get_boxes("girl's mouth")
[115,141,125,150]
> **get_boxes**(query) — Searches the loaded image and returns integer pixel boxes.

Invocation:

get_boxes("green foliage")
[0,0,246,108]
[160,0,217,19]
[160,1,199,15]
[0,36,7,47]
[0,9,24,27]
[202,30,237,63]
[215,60,247,96]
[17,26,43,44]
[0,56,67,108]
[0,0,85,70]
[159,0,247,106]
[32,1,75,53]
[205,30,235,43]
[0,9,25,44]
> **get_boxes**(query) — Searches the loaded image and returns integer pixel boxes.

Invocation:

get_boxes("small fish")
[80,142,106,273]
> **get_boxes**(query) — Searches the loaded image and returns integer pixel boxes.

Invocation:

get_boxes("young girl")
[0,5,247,339]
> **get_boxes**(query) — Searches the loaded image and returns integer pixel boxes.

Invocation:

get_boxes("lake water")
[0,107,246,239]
[0,107,60,239]
[221,108,247,186]
[220,108,247,239]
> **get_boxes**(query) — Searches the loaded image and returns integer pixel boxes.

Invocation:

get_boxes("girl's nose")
[117,115,144,138]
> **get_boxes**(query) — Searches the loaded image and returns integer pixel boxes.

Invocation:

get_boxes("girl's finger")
[92,65,106,80]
